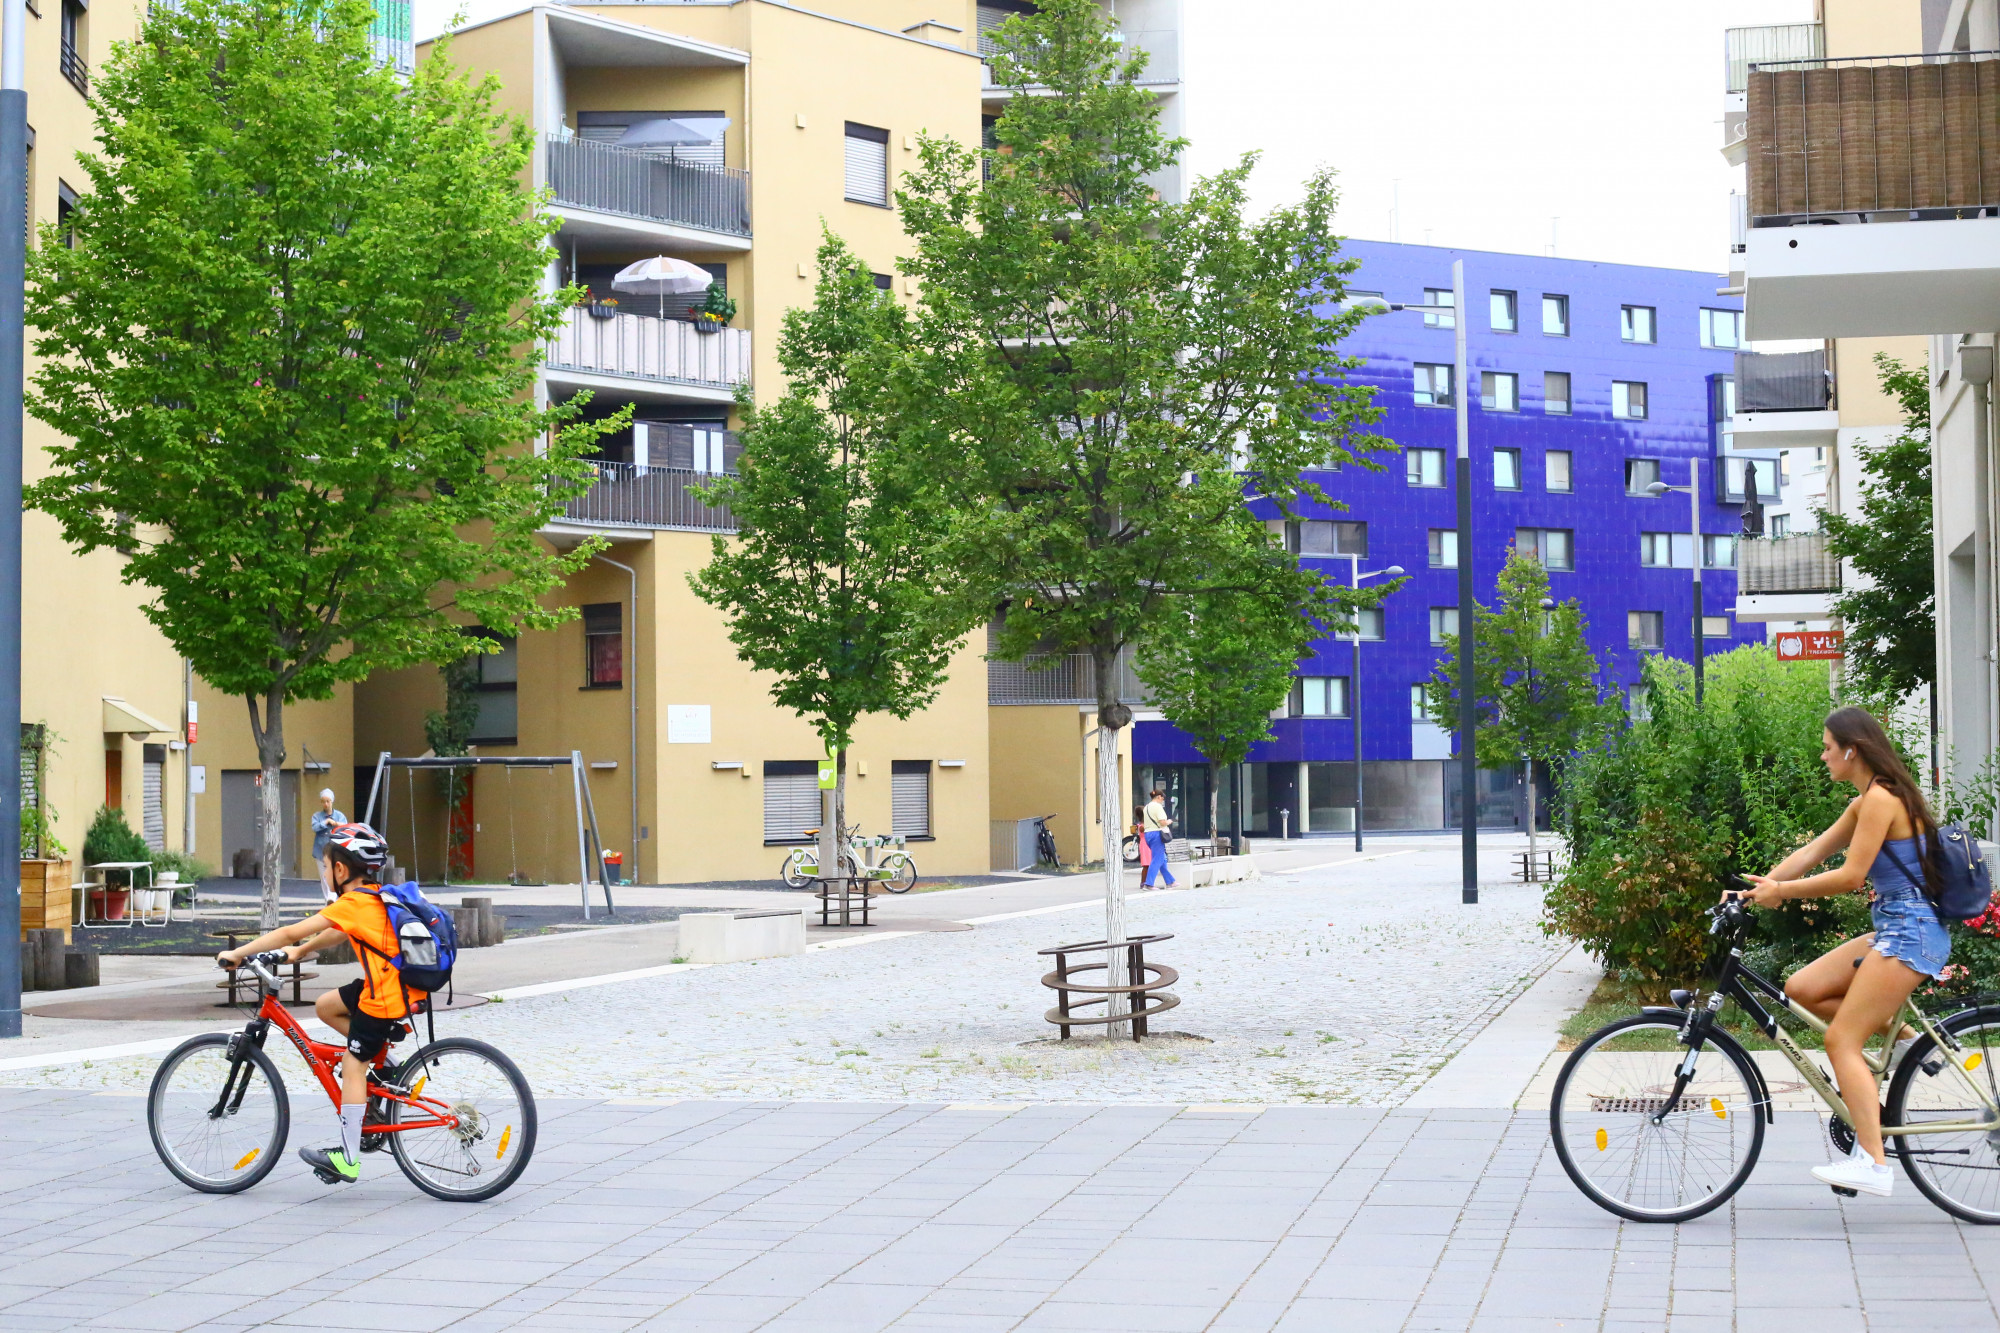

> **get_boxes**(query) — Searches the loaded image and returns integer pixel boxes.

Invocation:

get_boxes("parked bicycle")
[146,951,536,1201]
[1028,813,1076,869]
[780,827,917,893]
[1551,897,2000,1223]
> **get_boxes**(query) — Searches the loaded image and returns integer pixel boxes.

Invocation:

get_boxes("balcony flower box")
[692,313,724,335]
[586,302,620,320]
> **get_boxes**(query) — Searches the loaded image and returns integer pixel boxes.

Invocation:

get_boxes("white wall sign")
[667,704,712,744]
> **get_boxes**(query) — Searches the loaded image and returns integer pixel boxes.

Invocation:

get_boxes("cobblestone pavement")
[3,1089,1996,1332]
[0,849,1566,1105]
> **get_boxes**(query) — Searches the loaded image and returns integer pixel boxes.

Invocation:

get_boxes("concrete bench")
[680,909,807,964]
[1177,855,1261,888]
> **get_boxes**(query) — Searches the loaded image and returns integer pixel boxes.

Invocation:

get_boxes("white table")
[79,862,164,928]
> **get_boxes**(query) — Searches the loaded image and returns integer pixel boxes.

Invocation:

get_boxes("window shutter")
[763,762,821,842]
[891,761,931,838]
[722,431,744,475]
[844,123,890,206]
[141,745,166,852]
[659,424,695,470]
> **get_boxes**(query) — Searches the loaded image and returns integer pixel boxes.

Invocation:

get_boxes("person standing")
[1142,787,1176,889]
[311,789,346,903]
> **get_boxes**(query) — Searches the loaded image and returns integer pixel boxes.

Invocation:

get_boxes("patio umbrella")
[611,255,714,319]
[615,117,730,158]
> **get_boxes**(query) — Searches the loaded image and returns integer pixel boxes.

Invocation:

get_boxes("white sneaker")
[1812,1156,1894,1196]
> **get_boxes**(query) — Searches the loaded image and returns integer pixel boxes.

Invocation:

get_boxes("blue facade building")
[1134,241,1766,836]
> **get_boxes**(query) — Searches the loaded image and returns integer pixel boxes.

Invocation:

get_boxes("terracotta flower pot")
[90,888,130,921]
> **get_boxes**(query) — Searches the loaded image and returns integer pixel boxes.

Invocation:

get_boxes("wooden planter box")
[21,859,72,944]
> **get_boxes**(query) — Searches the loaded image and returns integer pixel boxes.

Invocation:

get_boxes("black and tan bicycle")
[1551,897,2000,1223]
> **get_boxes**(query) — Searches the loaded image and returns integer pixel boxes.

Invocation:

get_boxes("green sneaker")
[298,1145,359,1185]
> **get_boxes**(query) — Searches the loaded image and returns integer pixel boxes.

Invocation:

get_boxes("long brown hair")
[1824,706,1939,895]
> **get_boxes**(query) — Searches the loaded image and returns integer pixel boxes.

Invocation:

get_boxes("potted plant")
[692,287,735,334]
[82,805,149,921]
[584,291,620,320]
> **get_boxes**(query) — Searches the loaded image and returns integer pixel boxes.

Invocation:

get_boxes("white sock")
[339,1103,364,1161]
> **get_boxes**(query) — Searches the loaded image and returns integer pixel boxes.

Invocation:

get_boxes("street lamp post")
[0,0,27,1038]
[1647,460,1705,705]
[1348,561,1405,853]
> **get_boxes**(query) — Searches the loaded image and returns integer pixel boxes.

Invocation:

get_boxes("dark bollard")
[64,949,99,989]
[27,928,65,992]
[452,905,485,948]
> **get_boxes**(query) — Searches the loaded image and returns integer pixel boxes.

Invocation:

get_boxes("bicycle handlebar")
[218,950,287,990]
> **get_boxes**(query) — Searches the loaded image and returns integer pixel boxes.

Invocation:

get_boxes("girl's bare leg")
[1784,934,1876,1023]
[1825,948,1926,1163]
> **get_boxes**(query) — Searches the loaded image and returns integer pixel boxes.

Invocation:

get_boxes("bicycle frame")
[1696,928,2000,1139]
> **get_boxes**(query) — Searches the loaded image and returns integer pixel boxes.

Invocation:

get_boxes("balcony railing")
[987,650,1149,706]
[560,463,735,532]
[1725,23,1822,94]
[546,136,752,237]
[1735,349,1831,411]
[1746,50,2000,223]
[1740,533,1841,594]
[370,0,413,76]
[545,308,751,394]
[59,42,86,95]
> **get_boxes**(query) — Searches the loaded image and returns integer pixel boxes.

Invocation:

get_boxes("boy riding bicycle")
[216,823,424,1185]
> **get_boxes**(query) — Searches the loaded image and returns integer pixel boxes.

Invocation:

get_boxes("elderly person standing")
[311,789,346,903]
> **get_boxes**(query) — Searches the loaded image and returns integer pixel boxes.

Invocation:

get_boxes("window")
[55,179,77,249]
[1627,684,1651,720]
[1429,607,1459,645]
[1770,512,1793,538]
[1406,448,1446,487]
[1428,528,1458,567]
[1353,608,1385,641]
[1516,527,1574,571]
[1639,532,1689,567]
[1704,534,1737,568]
[1481,371,1518,412]
[1620,305,1656,344]
[1289,520,1367,557]
[1703,616,1732,639]
[1625,457,1660,493]
[1612,380,1649,419]
[843,122,890,206]
[1545,450,1573,492]
[1628,611,1664,650]
[891,760,932,839]
[1291,676,1350,718]
[1410,684,1429,721]
[60,0,85,95]
[1543,371,1571,415]
[1542,294,1569,336]
[1422,287,1455,329]
[1712,375,1737,453]
[467,633,519,744]
[763,760,821,844]
[1700,308,1743,350]
[870,272,894,291]
[1489,289,1517,332]
[1493,448,1521,490]
[582,603,622,687]
[1413,363,1453,407]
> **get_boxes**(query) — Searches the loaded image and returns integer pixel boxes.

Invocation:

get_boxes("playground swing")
[499,763,560,887]
[363,751,616,919]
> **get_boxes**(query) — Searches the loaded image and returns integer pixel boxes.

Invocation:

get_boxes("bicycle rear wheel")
[880,853,917,894]
[1886,1005,2000,1224]
[387,1037,536,1202]
[780,850,813,889]
[1549,1014,1764,1222]
[147,1033,289,1194]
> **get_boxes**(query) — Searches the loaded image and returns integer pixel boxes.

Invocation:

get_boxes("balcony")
[1742,49,2000,338]
[544,308,750,401]
[546,136,751,244]
[557,463,735,533]
[1731,349,1836,449]
[1740,533,1841,595]
[371,0,414,76]
[987,651,1148,706]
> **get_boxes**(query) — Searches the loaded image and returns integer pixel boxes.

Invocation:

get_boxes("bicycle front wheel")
[387,1037,537,1202]
[880,853,917,893]
[147,1033,289,1194]
[780,850,814,889]
[1886,1005,2000,1224]
[1549,1014,1764,1222]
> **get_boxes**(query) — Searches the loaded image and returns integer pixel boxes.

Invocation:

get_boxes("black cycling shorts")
[335,978,407,1061]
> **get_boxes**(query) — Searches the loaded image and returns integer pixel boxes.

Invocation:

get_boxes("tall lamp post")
[1348,561,1404,852]
[1647,460,1705,705]
[0,0,27,1037]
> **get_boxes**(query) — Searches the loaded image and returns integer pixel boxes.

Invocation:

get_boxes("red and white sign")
[1775,630,1844,661]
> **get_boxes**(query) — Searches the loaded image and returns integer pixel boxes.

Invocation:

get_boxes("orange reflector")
[1595,1128,1607,1151]
[412,1076,427,1098]
[497,1125,512,1160]
[1968,1053,1985,1072]
[1711,1098,1727,1119]
[233,1148,260,1171]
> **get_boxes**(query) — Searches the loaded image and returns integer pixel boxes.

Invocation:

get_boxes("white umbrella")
[615,117,729,155]
[611,256,714,319]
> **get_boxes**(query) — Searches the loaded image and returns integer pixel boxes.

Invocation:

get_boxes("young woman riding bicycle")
[1734,705,1952,1198]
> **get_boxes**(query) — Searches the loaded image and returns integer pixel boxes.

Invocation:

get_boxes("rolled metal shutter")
[843,123,889,206]
[141,744,166,851]
[763,762,821,842]
[891,761,931,839]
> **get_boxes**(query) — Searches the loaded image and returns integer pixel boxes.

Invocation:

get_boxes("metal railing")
[1735,349,1831,411]
[545,307,751,393]
[1740,532,1841,594]
[371,0,414,76]
[987,650,1149,706]
[546,136,752,237]
[59,42,85,95]
[1746,49,2000,222]
[1725,23,1822,93]
[559,463,736,532]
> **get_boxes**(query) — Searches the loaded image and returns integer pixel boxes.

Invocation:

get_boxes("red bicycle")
[145,950,535,1201]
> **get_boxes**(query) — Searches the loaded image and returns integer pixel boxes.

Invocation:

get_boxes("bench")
[680,909,807,963]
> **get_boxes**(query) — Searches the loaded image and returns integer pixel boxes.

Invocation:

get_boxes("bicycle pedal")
[1921,1057,1945,1077]
[1831,1185,1859,1197]
[359,1133,390,1155]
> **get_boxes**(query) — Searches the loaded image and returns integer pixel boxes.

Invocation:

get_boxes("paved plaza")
[1,839,1996,1331]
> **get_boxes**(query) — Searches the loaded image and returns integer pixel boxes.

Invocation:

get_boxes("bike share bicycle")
[780,826,918,893]
[1551,896,2000,1223]
[146,949,537,1201]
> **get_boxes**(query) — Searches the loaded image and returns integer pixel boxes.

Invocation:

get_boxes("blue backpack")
[1883,827,1995,923]
[375,880,459,996]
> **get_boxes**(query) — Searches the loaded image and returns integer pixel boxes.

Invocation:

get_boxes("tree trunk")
[833,747,848,878]
[818,745,840,889]
[246,689,286,931]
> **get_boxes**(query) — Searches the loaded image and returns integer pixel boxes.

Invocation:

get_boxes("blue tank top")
[1872,835,1926,892]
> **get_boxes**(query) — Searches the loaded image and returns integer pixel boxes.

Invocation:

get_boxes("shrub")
[81,805,152,886]
[149,848,213,882]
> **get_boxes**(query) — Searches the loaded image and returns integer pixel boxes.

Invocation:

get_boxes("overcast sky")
[415,0,1810,276]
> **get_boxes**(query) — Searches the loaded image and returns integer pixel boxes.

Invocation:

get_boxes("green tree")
[1821,354,1934,710]
[895,0,1382,1019]
[25,0,616,926]
[691,236,962,881]
[1424,545,1611,856]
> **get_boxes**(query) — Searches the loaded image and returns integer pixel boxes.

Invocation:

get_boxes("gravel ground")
[0,851,1569,1106]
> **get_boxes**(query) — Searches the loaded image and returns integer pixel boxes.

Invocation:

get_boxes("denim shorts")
[1871,883,1953,979]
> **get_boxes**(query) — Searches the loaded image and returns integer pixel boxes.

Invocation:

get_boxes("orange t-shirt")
[322,885,427,1020]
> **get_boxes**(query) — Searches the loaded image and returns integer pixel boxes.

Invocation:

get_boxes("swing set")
[360,751,618,919]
